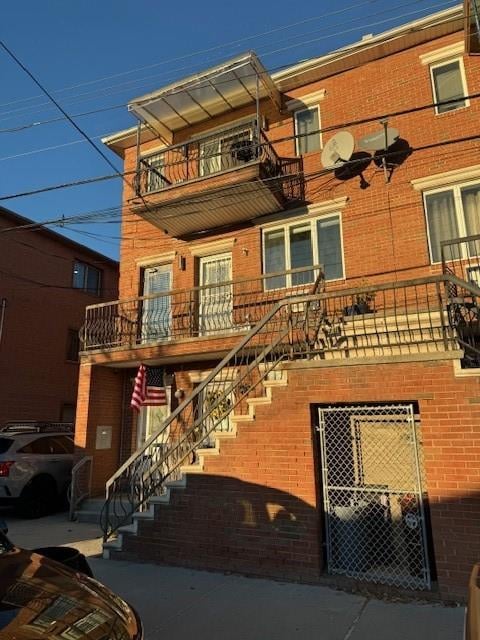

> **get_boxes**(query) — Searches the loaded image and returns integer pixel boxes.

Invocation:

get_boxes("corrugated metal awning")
[128,52,281,141]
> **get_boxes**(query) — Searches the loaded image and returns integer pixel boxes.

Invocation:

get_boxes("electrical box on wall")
[96,425,112,450]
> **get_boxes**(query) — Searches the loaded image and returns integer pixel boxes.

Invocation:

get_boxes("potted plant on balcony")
[344,280,376,316]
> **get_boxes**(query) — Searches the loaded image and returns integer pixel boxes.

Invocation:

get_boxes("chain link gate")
[317,404,431,590]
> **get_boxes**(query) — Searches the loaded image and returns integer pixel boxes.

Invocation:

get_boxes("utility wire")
[0,86,479,204]
[0,0,456,123]
[0,131,478,237]
[0,40,124,180]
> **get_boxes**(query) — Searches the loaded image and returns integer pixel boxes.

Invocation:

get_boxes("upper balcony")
[132,120,302,237]
[126,52,303,237]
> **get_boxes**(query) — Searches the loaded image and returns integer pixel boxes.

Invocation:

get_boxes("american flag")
[131,364,167,411]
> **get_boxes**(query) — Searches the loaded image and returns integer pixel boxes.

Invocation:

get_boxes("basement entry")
[317,404,431,590]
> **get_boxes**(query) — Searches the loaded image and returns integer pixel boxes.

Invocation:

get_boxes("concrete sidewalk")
[3,512,466,640]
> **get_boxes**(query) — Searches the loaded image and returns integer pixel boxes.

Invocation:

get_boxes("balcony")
[81,265,323,353]
[131,120,303,237]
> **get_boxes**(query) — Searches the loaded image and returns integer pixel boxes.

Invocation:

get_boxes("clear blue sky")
[0,0,458,260]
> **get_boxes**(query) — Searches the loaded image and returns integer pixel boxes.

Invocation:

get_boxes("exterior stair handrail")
[101,273,478,539]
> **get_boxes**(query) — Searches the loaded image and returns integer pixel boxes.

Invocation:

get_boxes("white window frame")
[423,178,480,264]
[429,56,469,115]
[294,105,322,155]
[261,212,345,288]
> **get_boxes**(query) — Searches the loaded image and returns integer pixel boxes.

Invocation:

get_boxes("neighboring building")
[75,3,480,601]
[0,207,118,428]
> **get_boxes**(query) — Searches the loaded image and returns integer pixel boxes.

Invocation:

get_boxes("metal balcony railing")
[81,265,324,352]
[134,119,294,196]
[441,235,480,368]
[101,274,465,539]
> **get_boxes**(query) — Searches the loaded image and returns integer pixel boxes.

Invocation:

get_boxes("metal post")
[255,73,261,158]
[408,406,432,589]
[135,120,141,195]
[0,298,6,346]
[471,0,480,45]
[380,118,389,183]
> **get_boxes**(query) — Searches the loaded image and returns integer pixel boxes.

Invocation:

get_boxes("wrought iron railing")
[101,274,465,540]
[441,236,480,367]
[81,265,324,351]
[134,119,288,196]
[69,456,92,521]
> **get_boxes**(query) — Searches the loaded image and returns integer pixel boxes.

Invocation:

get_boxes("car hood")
[0,546,140,639]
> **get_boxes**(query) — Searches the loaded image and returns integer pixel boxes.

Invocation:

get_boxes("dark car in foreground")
[0,525,143,639]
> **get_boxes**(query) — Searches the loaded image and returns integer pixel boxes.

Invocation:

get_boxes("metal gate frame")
[317,403,431,590]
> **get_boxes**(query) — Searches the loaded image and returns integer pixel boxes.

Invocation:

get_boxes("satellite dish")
[321,131,355,168]
[358,127,399,151]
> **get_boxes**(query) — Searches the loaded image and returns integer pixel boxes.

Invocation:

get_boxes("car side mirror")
[0,520,8,535]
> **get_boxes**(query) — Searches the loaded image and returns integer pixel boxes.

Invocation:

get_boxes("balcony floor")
[132,162,286,236]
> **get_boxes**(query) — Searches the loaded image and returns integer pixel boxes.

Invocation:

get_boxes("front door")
[199,253,233,335]
[137,396,172,450]
[141,264,172,343]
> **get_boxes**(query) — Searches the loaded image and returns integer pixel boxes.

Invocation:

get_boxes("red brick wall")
[75,364,126,494]
[0,215,118,428]
[114,31,480,310]
[124,358,480,601]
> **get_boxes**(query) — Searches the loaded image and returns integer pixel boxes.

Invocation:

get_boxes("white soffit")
[128,52,281,138]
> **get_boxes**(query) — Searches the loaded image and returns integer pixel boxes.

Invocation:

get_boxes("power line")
[0,40,125,182]
[1,130,478,239]
[0,0,457,124]
[0,0,382,112]
[0,84,479,204]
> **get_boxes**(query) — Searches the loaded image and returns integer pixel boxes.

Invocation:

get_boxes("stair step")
[180,462,204,473]
[75,510,103,524]
[247,395,272,407]
[118,523,137,534]
[231,413,254,423]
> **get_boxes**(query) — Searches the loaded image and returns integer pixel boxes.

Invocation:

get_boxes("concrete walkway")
[3,512,466,640]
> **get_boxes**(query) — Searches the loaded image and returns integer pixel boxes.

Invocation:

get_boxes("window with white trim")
[424,180,480,262]
[294,106,321,155]
[429,58,468,114]
[262,214,344,289]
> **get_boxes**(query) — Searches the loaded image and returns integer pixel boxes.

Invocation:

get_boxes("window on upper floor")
[424,181,480,262]
[429,58,469,114]
[294,106,321,155]
[72,260,101,295]
[262,213,344,289]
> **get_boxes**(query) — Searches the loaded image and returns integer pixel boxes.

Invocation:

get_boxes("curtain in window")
[432,61,466,113]
[462,184,480,260]
[142,265,172,341]
[290,224,314,285]
[317,216,343,280]
[425,190,459,262]
[264,229,286,289]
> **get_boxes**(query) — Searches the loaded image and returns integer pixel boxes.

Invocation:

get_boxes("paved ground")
[2,511,466,640]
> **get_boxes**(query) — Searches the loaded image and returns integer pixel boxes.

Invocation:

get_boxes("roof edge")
[0,206,119,266]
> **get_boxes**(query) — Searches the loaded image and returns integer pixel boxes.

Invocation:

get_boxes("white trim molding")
[136,251,176,267]
[189,238,236,257]
[411,165,480,191]
[257,196,349,228]
[285,89,326,112]
[419,41,464,65]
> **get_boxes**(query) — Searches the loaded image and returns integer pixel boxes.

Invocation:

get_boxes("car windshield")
[0,438,12,454]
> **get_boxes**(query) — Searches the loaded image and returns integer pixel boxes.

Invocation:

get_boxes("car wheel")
[18,477,57,519]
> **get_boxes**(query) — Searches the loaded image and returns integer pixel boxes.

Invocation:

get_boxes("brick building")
[75,4,480,601]
[0,207,118,428]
